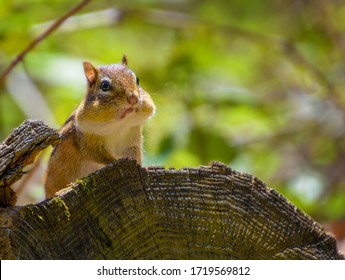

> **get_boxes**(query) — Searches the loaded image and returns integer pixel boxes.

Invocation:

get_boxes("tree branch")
[0,0,92,86]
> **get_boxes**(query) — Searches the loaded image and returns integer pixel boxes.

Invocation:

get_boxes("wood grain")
[0,120,59,206]
[0,120,343,259]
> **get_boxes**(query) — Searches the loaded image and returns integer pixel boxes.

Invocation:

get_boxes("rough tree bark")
[0,120,59,207]
[0,120,343,259]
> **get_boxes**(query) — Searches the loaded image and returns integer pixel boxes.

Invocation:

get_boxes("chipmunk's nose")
[127,94,138,106]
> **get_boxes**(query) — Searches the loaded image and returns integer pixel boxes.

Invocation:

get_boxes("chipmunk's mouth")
[120,108,135,119]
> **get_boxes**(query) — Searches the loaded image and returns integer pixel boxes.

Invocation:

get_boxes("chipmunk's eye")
[136,77,140,86]
[100,80,111,92]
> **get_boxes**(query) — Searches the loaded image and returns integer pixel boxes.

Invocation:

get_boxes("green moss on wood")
[49,196,71,221]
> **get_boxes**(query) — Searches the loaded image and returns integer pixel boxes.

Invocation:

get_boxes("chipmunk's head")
[83,54,140,113]
[76,55,155,135]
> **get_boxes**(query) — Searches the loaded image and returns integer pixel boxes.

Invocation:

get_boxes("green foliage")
[1,0,345,221]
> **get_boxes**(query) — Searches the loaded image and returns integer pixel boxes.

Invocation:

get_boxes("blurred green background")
[1,0,345,228]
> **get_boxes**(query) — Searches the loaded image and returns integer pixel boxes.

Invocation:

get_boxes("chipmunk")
[44,55,155,198]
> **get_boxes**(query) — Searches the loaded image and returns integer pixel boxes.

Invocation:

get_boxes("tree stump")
[0,120,343,259]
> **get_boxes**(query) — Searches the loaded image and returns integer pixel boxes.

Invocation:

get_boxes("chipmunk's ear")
[83,61,99,86]
[121,54,128,66]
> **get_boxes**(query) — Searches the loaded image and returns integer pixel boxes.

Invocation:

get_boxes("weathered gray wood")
[0,120,59,206]
[0,120,343,259]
